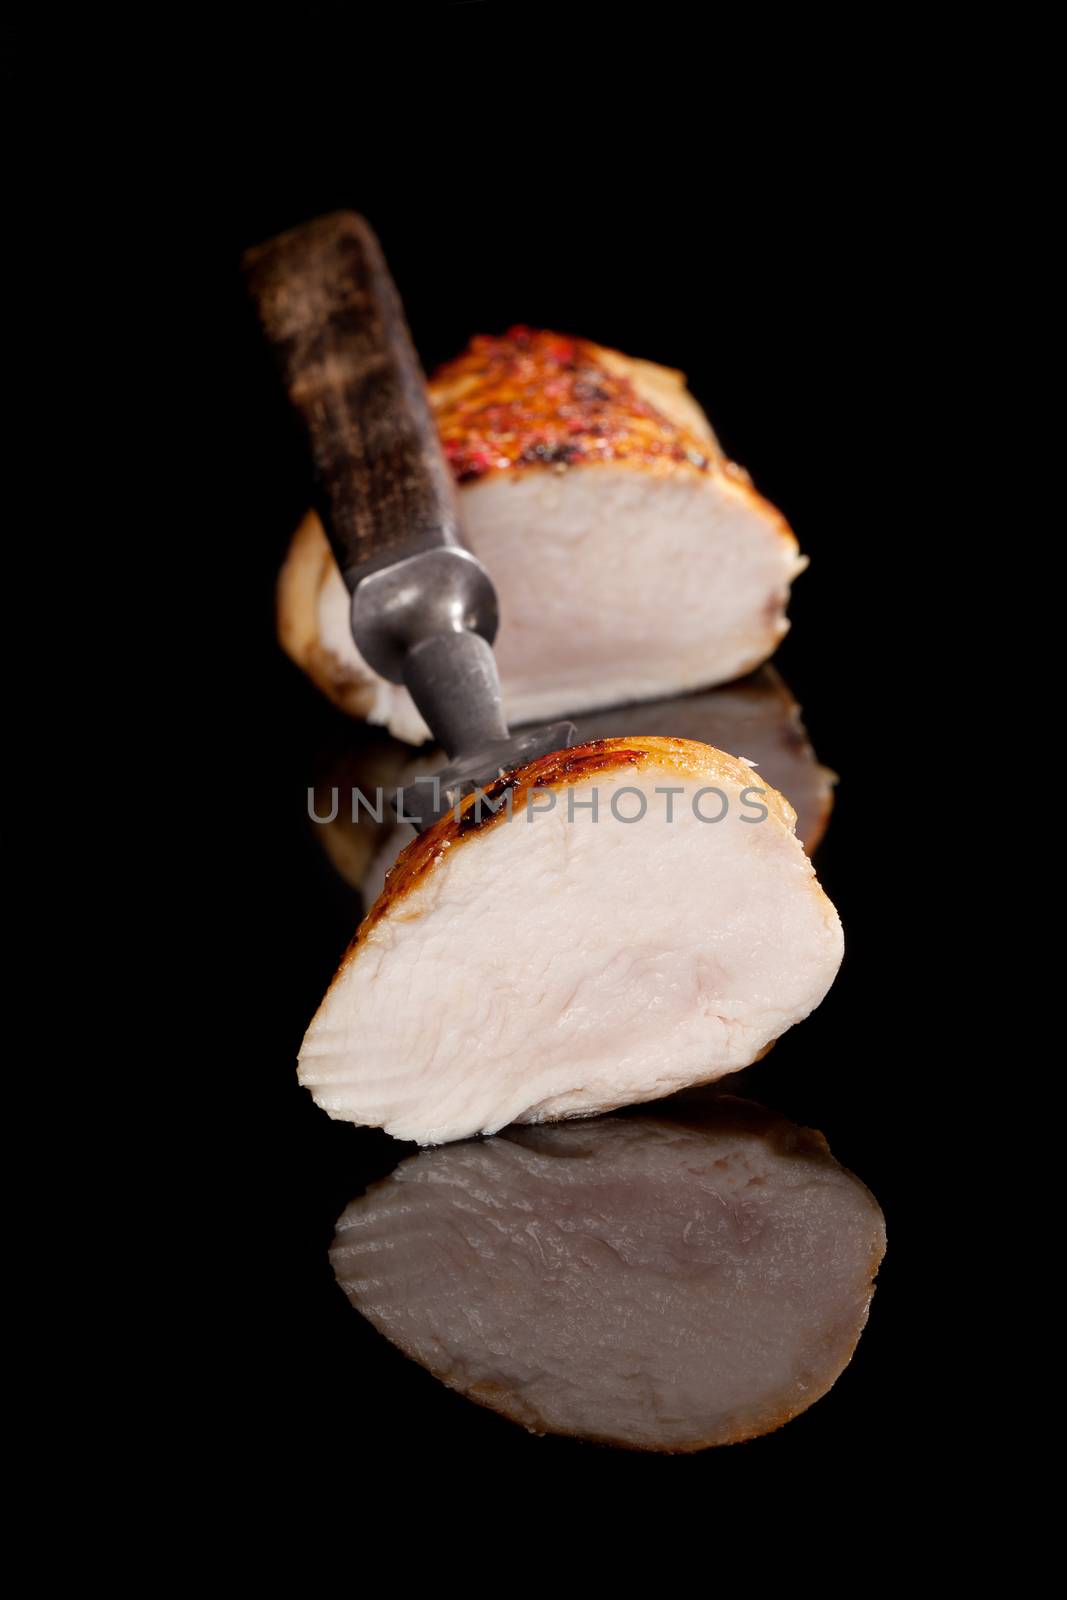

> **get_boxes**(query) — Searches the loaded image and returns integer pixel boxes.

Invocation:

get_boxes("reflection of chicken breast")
[299,738,843,1145]
[320,667,836,913]
[331,1100,885,1451]
[278,329,806,743]
[572,668,836,854]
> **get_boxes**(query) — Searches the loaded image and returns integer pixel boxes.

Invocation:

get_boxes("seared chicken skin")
[299,738,843,1144]
[278,329,805,742]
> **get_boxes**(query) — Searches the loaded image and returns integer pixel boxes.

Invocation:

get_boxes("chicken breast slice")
[330,1099,886,1451]
[299,737,843,1144]
[277,329,805,743]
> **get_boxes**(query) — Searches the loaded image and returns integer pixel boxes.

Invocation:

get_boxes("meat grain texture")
[278,328,806,742]
[299,737,843,1145]
[330,1100,886,1451]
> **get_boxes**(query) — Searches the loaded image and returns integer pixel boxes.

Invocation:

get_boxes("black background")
[87,4,980,1515]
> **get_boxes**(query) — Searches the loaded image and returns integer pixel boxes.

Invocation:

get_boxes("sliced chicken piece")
[278,328,806,743]
[299,737,843,1145]
[330,1098,886,1451]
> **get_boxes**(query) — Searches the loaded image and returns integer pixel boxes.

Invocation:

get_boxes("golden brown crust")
[348,737,797,958]
[431,326,718,482]
[276,510,327,664]
[595,347,720,449]
[276,511,377,716]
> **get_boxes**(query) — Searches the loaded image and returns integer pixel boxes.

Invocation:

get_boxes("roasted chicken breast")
[278,329,805,742]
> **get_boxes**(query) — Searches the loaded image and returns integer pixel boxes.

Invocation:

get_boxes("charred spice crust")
[433,327,712,482]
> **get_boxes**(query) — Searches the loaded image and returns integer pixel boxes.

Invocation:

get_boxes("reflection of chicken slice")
[331,1099,885,1450]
